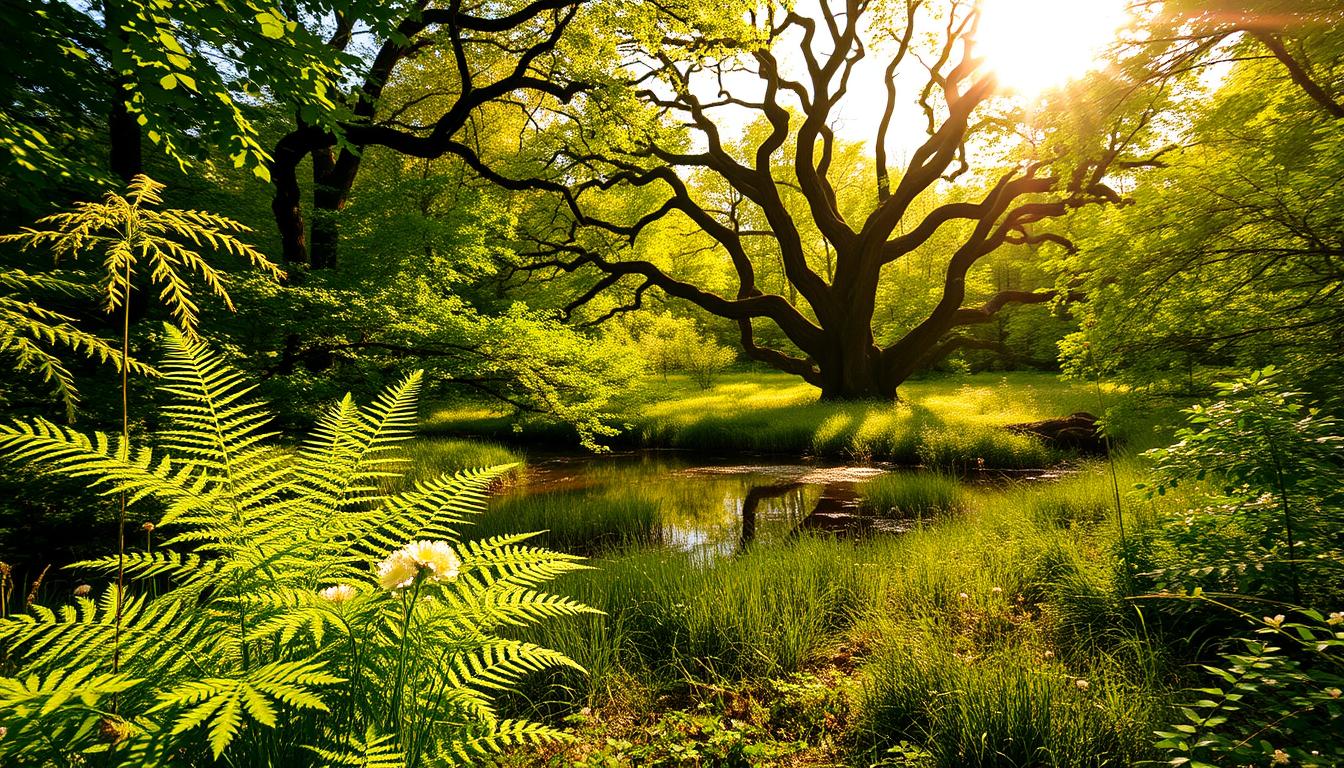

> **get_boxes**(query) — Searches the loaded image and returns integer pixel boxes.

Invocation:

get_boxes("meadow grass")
[858,471,967,518]
[424,371,1179,468]
[469,488,661,554]
[853,636,1156,768]
[500,458,1181,765]
[513,537,879,710]
[843,469,1170,765]
[397,437,524,484]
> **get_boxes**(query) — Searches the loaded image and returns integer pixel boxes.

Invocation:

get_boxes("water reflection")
[487,451,904,558]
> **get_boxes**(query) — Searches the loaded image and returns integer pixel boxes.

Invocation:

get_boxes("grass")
[854,637,1155,767]
[858,471,967,518]
[470,488,662,554]
[398,437,523,480]
[495,457,1186,766]
[425,370,1180,468]
[516,536,876,702]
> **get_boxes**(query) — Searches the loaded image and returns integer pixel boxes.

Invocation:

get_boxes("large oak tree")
[452,0,1164,400]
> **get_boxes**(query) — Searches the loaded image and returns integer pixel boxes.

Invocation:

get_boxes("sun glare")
[975,0,1130,95]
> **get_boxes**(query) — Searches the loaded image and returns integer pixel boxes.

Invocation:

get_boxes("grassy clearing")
[501,459,1181,766]
[425,371,1178,468]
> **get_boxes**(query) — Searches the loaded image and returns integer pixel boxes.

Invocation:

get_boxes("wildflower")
[377,540,462,590]
[141,521,155,533]
[318,584,358,603]
[73,584,92,597]
[1043,650,1055,659]
[1264,614,1286,628]
[958,592,970,600]
[1271,748,1289,765]
[991,586,1003,594]
[1075,679,1090,690]
[1328,612,1343,626]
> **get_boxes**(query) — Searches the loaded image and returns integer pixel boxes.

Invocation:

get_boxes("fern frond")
[0,586,203,676]
[446,718,573,764]
[70,550,210,580]
[0,418,217,517]
[436,586,598,633]
[444,639,586,691]
[296,371,424,512]
[153,660,341,758]
[360,467,510,555]
[0,284,153,417]
[458,534,593,590]
[0,664,142,714]
[0,665,143,764]
[304,729,405,768]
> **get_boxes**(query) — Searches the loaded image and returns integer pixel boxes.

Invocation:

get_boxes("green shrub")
[1142,367,1344,603]
[0,328,590,766]
[1156,607,1344,768]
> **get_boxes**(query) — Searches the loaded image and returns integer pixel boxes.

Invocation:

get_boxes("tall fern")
[0,326,594,766]
[0,268,151,419]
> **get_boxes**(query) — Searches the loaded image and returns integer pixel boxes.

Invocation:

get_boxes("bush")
[1141,367,1344,604]
[1156,607,1344,768]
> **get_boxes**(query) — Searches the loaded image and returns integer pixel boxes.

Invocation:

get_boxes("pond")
[470,449,1059,559]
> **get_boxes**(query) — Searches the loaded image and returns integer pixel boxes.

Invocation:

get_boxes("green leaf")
[255,10,286,39]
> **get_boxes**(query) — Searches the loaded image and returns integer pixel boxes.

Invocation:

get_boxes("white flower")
[377,540,462,590]
[318,584,358,603]
[958,592,970,600]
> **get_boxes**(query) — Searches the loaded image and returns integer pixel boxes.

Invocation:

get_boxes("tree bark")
[310,147,341,270]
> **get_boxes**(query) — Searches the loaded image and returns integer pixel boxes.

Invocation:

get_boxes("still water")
[480,450,1048,558]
